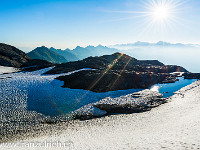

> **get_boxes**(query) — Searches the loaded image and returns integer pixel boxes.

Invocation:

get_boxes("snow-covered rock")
[73,89,165,119]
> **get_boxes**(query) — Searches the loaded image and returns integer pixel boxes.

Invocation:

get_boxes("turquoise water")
[151,77,197,98]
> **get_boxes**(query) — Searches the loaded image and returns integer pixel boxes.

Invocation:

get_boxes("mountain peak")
[41,46,48,48]
[75,46,82,49]
[86,45,95,48]
[156,41,170,45]
[50,47,56,50]
[97,44,106,48]
[28,46,67,64]
[34,46,49,51]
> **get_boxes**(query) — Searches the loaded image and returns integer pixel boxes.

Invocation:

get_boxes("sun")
[105,0,184,29]
[148,1,174,23]
[152,5,170,21]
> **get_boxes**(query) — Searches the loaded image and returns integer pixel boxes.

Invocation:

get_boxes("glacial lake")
[0,68,197,118]
[25,77,197,116]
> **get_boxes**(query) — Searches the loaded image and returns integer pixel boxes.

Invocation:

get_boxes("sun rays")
[143,0,186,27]
[75,53,125,104]
[101,0,186,36]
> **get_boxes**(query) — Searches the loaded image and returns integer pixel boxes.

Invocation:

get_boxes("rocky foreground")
[1,80,200,150]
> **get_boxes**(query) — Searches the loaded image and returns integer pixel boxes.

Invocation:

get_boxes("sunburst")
[103,0,185,28]
[143,0,183,24]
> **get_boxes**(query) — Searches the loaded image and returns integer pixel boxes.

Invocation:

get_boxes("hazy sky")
[1,0,200,50]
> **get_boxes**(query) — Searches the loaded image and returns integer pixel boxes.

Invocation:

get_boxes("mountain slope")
[50,47,79,62]
[0,43,31,67]
[28,46,67,64]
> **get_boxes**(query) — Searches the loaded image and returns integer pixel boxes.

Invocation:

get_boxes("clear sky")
[0,0,200,50]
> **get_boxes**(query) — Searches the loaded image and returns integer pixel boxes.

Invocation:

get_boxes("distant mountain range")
[1,41,199,73]
[0,43,120,66]
[28,41,199,64]
[71,45,119,60]
[49,47,79,62]
[20,41,200,71]
[27,45,120,63]
[110,41,200,49]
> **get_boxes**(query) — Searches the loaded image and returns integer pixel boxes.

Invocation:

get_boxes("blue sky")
[0,0,200,50]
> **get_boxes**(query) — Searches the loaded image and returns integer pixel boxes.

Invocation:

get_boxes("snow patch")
[150,85,159,92]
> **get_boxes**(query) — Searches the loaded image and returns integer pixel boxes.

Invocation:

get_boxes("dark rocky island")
[47,52,188,92]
